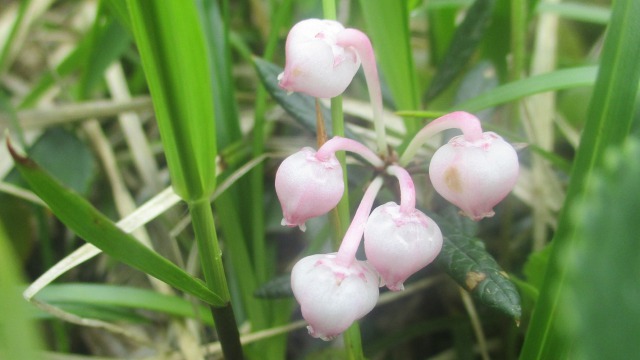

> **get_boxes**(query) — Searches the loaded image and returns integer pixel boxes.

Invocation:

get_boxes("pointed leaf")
[7,140,224,307]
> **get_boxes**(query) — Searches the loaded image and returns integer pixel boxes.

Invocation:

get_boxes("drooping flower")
[275,147,344,231]
[290,253,380,340]
[278,19,361,98]
[428,132,519,220]
[364,202,442,291]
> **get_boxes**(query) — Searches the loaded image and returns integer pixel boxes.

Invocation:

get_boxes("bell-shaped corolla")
[290,253,379,340]
[364,202,443,291]
[278,19,361,98]
[275,147,344,231]
[429,132,519,221]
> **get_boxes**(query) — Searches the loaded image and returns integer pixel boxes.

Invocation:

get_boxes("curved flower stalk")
[278,18,388,154]
[275,137,384,231]
[399,111,519,220]
[364,166,443,291]
[290,177,384,340]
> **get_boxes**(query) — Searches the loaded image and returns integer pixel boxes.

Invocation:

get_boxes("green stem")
[188,199,243,359]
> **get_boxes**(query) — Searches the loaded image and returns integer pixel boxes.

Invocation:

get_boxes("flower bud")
[364,202,443,291]
[429,132,519,220]
[291,253,379,340]
[278,19,361,98]
[275,147,344,231]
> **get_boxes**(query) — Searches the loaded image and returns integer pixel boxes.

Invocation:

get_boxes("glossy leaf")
[562,139,640,360]
[432,208,521,319]
[7,141,224,307]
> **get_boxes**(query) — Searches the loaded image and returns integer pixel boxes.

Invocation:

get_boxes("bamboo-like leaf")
[520,1,640,358]
[562,139,640,360]
[425,0,496,100]
[127,0,217,201]
[7,140,224,307]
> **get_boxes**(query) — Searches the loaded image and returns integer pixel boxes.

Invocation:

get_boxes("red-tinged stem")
[335,177,384,266]
[399,111,484,166]
[316,136,384,167]
[387,165,416,213]
[336,29,388,156]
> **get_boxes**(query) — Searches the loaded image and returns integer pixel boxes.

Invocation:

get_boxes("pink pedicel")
[275,147,344,231]
[290,253,379,341]
[429,132,519,221]
[364,202,442,291]
[277,19,361,98]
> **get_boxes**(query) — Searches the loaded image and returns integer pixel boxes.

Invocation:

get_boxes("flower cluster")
[276,19,519,341]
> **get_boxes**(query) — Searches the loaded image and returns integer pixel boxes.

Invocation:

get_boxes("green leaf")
[7,141,224,307]
[437,234,521,319]
[455,66,598,112]
[127,0,217,201]
[537,2,610,25]
[358,0,421,134]
[425,0,497,101]
[0,219,43,360]
[253,57,339,137]
[562,139,640,360]
[6,128,96,195]
[36,283,213,325]
[432,208,521,319]
[520,1,640,358]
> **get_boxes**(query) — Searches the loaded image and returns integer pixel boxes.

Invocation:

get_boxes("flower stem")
[188,199,243,359]
[336,177,384,266]
[316,136,384,167]
[336,29,388,156]
[387,165,416,213]
[399,111,484,166]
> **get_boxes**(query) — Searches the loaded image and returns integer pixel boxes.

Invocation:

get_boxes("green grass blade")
[0,219,43,360]
[536,2,610,25]
[37,283,213,325]
[456,66,598,112]
[520,1,640,358]
[425,0,496,101]
[7,141,224,307]
[358,0,421,134]
[562,139,640,360]
[126,0,217,201]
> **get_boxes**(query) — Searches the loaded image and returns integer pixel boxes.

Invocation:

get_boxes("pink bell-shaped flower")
[275,147,344,231]
[278,19,361,98]
[290,253,379,340]
[364,202,443,291]
[429,132,519,220]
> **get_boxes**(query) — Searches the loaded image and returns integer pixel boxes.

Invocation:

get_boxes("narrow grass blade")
[520,1,640,358]
[36,283,213,325]
[0,219,43,360]
[127,0,217,201]
[7,140,224,307]
[358,0,421,133]
[425,0,496,101]
[562,139,640,360]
